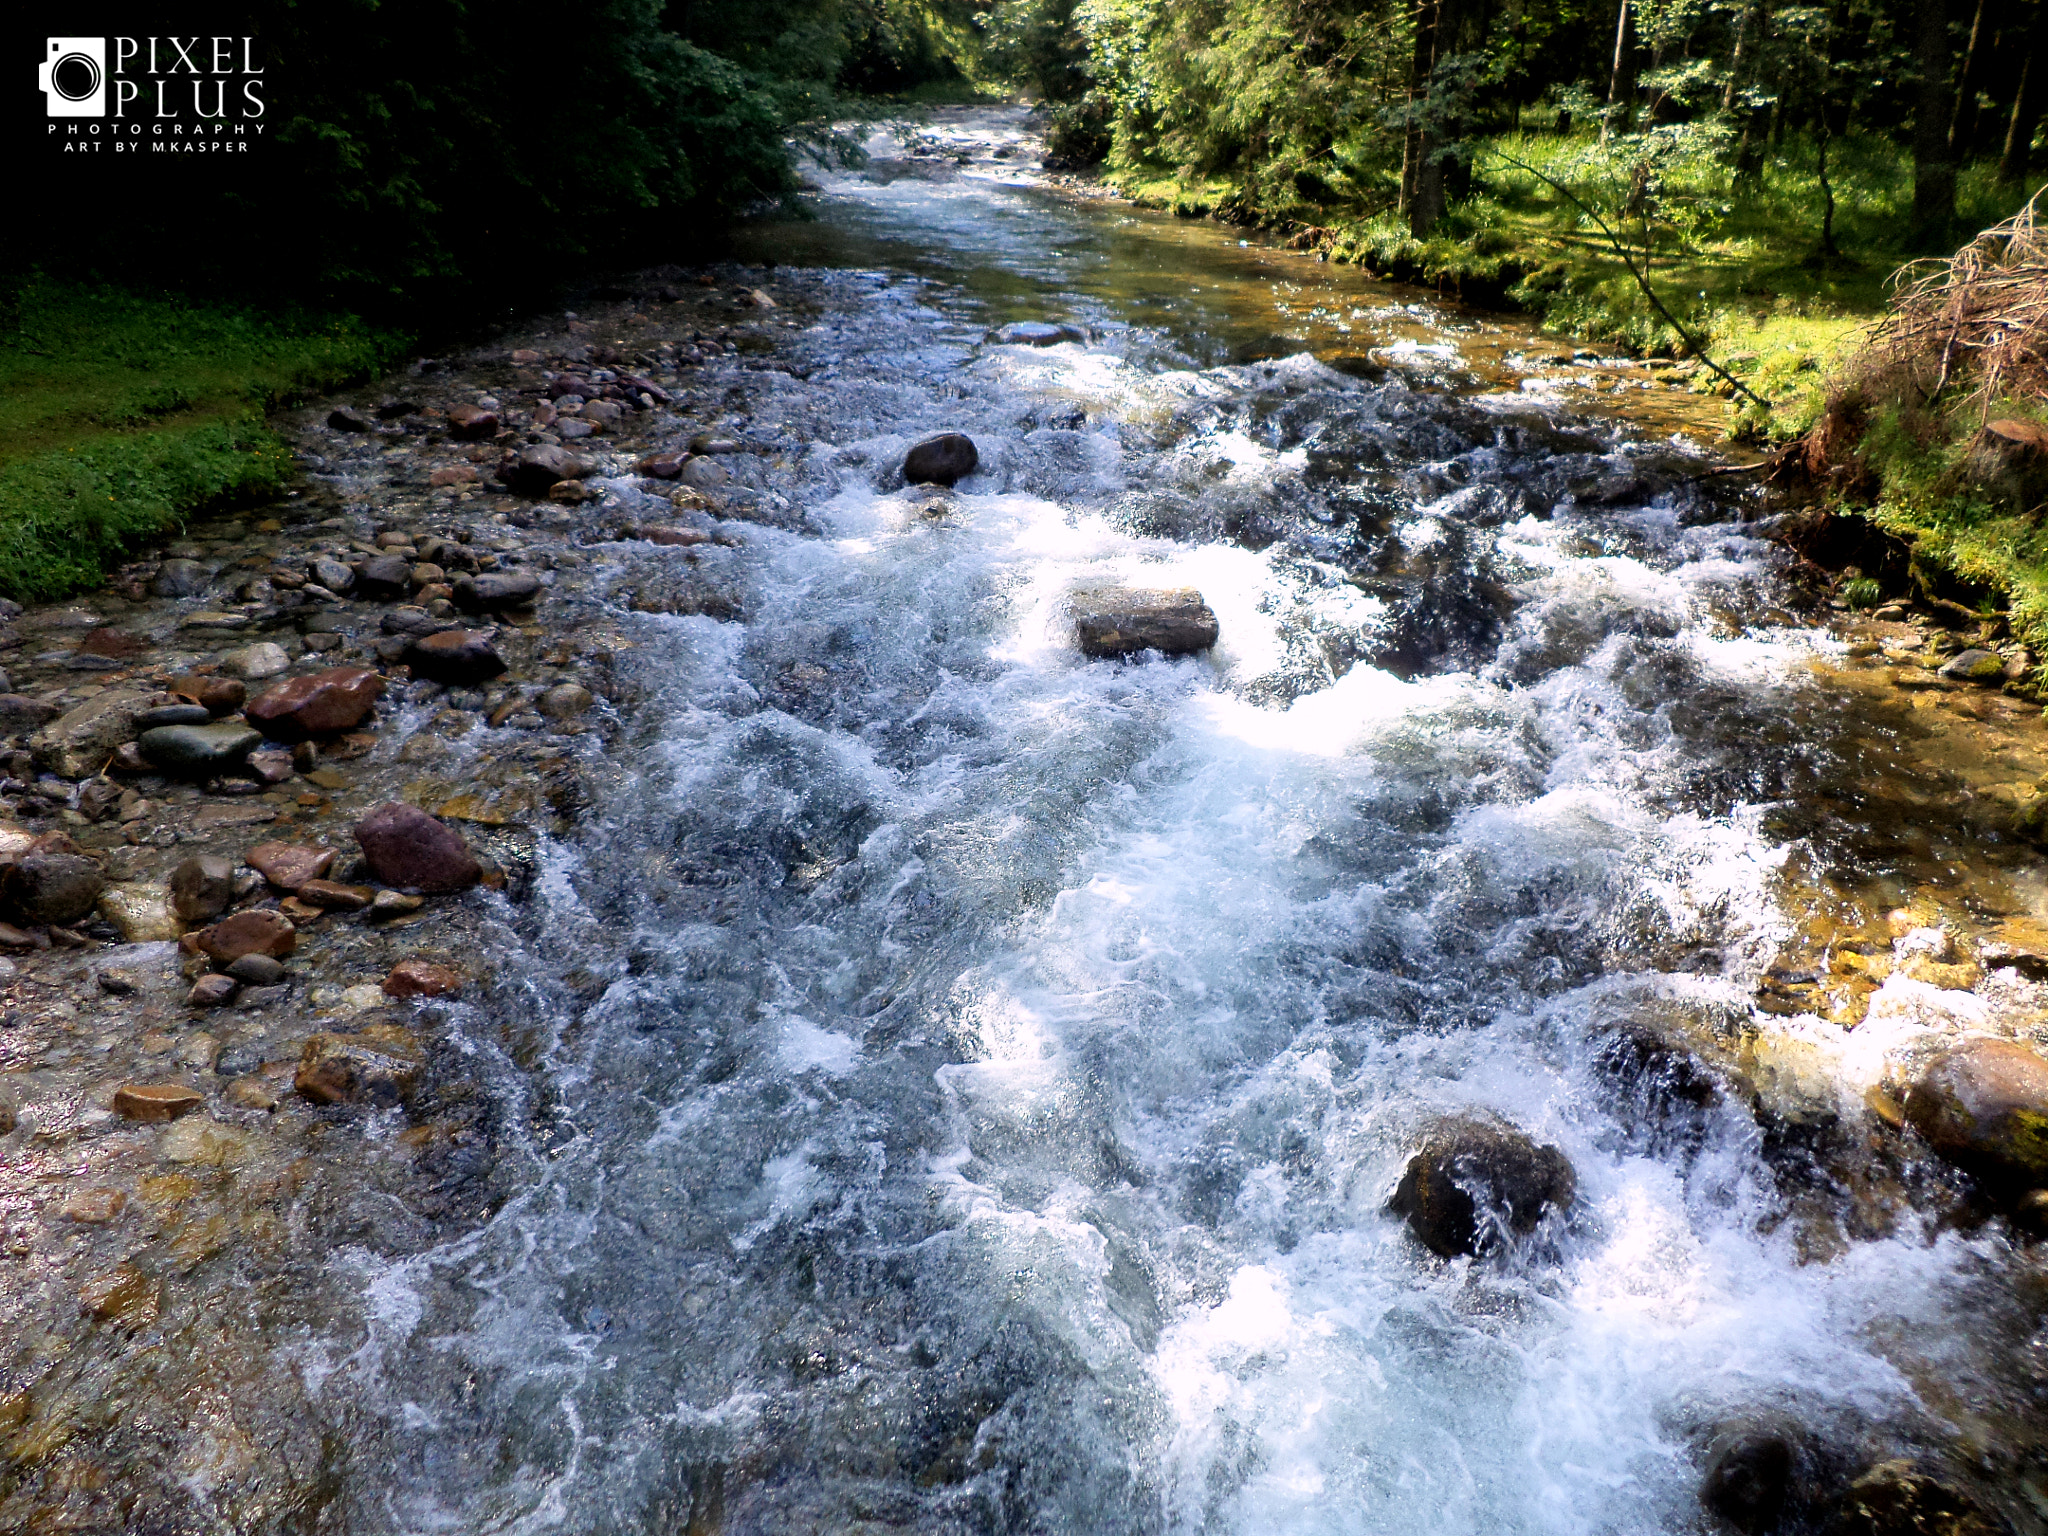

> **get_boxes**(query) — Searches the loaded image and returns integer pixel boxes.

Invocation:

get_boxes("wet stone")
[1,847,105,925]
[354,802,481,893]
[223,642,291,680]
[1388,1115,1576,1258]
[296,1030,422,1106]
[1903,1039,2048,1188]
[190,908,297,962]
[298,878,373,910]
[1072,587,1220,658]
[61,1187,127,1224]
[79,1263,159,1327]
[500,444,591,495]
[186,974,238,1008]
[112,1083,204,1122]
[139,721,262,774]
[245,665,385,741]
[0,694,59,732]
[356,555,413,600]
[1938,648,2008,683]
[224,952,286,986]
[170,674,248,715]
[151,559,211,598]
[168,853,234,924]
[309,557,355,593]
[135,703,213,730]
[404,629,507,685]
[454,571,544,612]
[384,958,463,998]
[246,841,336,891]
[904,431,979,486]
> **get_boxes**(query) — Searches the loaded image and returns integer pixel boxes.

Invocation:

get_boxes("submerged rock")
[1388,1115,1575,1257]
[403,628,506,685]
[500,444,591,496]
[191,908,297,962]
[1072,586,1220,658]
[903,432,979,486]
[996,320,1083,346]
[138,720,262,774]
[296,1030,421,1106]
[31,689,154,777]
[1903,1039,2048,1187]
[245,666,384,740]
[113,1083,203,1123]
[354,802,481,893]
[1830,1460,1999,1536]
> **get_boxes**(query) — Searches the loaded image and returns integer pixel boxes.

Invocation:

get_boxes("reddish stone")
[77,627,147,660]
[383,958,463,998]
[631,524,709,547]
[113,1083,203,1122]
[245,841,335,891]
[244,667,384,742]
[448,404,500,440]
[169,674,247,716]
[192,908,297,962]
[298,879,373,910]
[633,452,686,479]
[429,465,480,487]
[353,803,481,893]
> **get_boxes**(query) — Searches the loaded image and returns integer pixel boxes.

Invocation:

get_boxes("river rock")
[150,559,210,598]
[97,885,181,943]
[996,321,1082,346]
[328,406,375,432]
[355,555,413,600]
[113,1083,203,1122]
[454,572,543,612]
[1388,1115,1576,1257]
[403,629,506,685]
[169,674,247,715]
[222,642,290,681]
[168,854,234,924]
[244,666,384,740]
[295,1030,422,1106]
[135,703,213,730]
[903,432,979,486]
[1072,587,1220,658]
[298,878,373,910]
[190,908,296,962]
[1,845,105,924]
[538,683,594,718]
[187,974,238,1008]
[448,403,499,439]
[354,802,481,893]
[501,444,591,495]
[634,452,686,478]
[1903,1039,2048,1187]
[1831,1461,1997,1536]
[1938,649,2008,683]
[309,557,355,594]
[31,689,154,777]
[138,721,262,775]
[80,1263,160,1327]
[1698,1423,1827,1535]
[246,841,336,891]
[0,694,58,733]
[225,953,286,986]
[383,958,463,998]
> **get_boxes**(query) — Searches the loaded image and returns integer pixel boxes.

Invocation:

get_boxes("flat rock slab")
[1072,586,1219,658]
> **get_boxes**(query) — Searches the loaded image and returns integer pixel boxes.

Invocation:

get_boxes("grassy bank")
[0,280,406,601]
[1098,128,2038,442]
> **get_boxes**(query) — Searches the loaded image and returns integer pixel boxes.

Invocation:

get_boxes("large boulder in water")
[1902,1039,2048,1188]
[903,432,978,486]
[1698,1422,1830,1534]
[1388,1115,1575,1257]
[1829,1460,1999,1536]
[1072,586,1220,658]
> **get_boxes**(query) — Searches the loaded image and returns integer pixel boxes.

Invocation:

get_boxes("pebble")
[112,1083,204,1122]
[79,1263,159,1326]
[1,845,106,924]
[60,1187,127,1224]
[186,974,238,1008]
[245,841,337,891]
[222,642,291,680]
[169,675,248,715]
[298,879,373,910]
[189,908,297,962]
[295,1030,421,1106]
[168,854,234,924]
[538,683,594,718]
[224,953,287,986]
[245,666,385,741]
[383,958,464,998]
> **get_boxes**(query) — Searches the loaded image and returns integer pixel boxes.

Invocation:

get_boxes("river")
[307,108,2048,1533]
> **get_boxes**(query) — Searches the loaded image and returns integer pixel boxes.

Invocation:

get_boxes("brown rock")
[500,444,591,496]
[225,1078,281,1111]
[1904,1039,2048,1187]
[191,908,297,962]
[298,879,373,910]
[547,479,595,505]
[1389,1116,1576,1258]
[245,841,336,891]
[430,465,481,487]
[113,1083,204,1123]
[383,958,464,999]
[354,802,481,892]
[1072,587,1220,658]
[633,452,686,478]
[295,1032,422,1106]
[280,896,324,923]
[79,1263,159,1326]
[447,404,500,440]
[630,524,709,547]
[76,627,147,660]
[0,846,105,925]
[244,667,384,741]
[167,853,234,925]
[186,974,238,1008]
[403,629,506,685]
[369,890,425,920]
[168,674,247,715]
[60,1187,126,1224]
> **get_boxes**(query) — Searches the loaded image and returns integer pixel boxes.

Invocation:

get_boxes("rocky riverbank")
[0,268,825,1531]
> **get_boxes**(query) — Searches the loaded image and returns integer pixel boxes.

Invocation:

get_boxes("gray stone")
[187,974,238,1008]
[309,557,355,593]
[222,642,290,681]
[0,695,59,733]
[355,555,412,600]
[538,684,594,718]
[1,848,105,925]
[225,953,286,986]
[168,854,234,924]
[403,629,506,685]
[996,321,1083,346]
[1072,587,1219,658]
[679,457,730,490]
[138,721,262,774]
[1939,649,2009,683]
[453,572,543,612]
[135,704,213,730]
[150,560,211,598]
[30,690,155,778]
[500,444,591,496]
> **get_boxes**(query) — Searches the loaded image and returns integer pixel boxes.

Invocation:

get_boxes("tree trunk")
[2002,1,2047,185]
[1399,0,1439,216]
[1722,1,1754,113]
[1912,0,1957,245]
[1604,0,1637,141]
[1949,0,1987,153]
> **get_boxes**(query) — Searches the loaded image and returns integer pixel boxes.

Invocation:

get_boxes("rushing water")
[318,110,2044,1532]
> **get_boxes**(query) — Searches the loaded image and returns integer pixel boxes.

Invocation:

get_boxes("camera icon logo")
[38,38,106,117]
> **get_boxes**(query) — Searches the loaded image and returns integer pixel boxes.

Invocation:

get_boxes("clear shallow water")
[320,113,2041,1533]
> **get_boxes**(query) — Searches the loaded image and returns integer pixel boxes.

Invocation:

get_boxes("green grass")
[1100,128,2036,441]
[0,278,407,601]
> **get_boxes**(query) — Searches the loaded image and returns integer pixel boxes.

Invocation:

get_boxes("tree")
[1912,0,1958,242]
